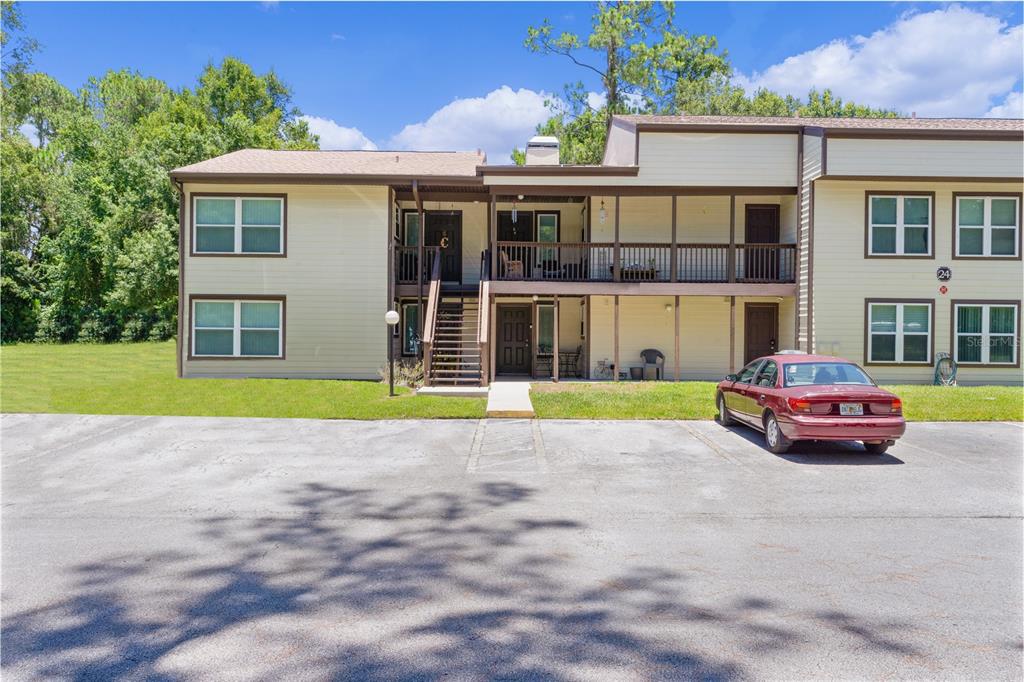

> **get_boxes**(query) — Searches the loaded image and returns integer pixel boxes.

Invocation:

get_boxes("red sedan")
[716,352,906,454]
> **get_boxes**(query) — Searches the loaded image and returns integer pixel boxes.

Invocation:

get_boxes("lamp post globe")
[385,310,400,396]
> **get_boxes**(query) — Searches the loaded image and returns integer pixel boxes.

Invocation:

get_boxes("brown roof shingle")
[617,114,1024,132]
[171,149,486,180]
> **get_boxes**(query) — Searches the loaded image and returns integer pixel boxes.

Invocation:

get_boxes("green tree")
[0,2,320,342]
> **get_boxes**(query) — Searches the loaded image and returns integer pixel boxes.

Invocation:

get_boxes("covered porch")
[485,293,796,384]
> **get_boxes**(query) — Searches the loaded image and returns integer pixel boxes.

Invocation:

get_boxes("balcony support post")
[414,180,425,346]
[729,295,736,373]
[728,194,736,284]
[613,195,621,282]
[613,294,620,382]
[489,194,497,282]
[674,294,680,382]
[670,196,678,283]
[553,295,560,383]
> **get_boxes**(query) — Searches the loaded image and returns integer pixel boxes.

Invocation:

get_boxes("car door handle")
[758,394,767,402]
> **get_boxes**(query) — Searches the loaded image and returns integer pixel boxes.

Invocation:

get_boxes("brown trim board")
[186,294,288,362]
[951,191,1023,262]
[175,180,185,378]
[486,185,798,197]
[948,299,1022,369]
[862,298,936,368]
[190,192,288,258]
[479,165,639,176]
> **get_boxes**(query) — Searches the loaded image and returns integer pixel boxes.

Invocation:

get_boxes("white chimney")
[525,135,559,165]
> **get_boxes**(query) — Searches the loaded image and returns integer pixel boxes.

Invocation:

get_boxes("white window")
[955,196,1019,257]
[194,196,284,254]
[868,194,931,256]
[192,299,283,357]
[954,303,1018,365]
[403,212,420,246]
[868,301,931,364]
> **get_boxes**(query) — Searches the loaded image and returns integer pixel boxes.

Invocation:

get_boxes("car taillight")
[788,397,812,413]
[891,397,903,415]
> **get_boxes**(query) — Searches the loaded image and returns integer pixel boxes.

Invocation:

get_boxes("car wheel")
[864,442,889,455]
[763,412,790,454]
[717,393,734,426]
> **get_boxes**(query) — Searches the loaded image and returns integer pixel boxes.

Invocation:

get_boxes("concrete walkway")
[485,381,535,418]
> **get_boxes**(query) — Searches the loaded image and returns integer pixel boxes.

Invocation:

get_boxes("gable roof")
[616,114,1024,136]
[170,149,486,183]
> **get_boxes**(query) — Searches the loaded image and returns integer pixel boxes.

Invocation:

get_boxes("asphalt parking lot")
[2,413,1022,680]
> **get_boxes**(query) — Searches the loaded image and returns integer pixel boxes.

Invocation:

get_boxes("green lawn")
[2,342,1021,421]
[531,381,1024,421]
[0,342,485,419]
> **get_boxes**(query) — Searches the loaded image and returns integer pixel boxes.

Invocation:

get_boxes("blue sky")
[20,2,1024,160]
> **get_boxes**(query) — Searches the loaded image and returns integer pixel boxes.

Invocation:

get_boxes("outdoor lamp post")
[385,309,400,396]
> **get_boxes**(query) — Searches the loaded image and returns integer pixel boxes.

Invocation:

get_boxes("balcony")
[493,242,796,284]
[395,245,441,285]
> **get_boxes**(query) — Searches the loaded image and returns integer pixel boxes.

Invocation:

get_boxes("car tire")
[863,442,889,455]
[763,412,791,454]
[717,393,735,426]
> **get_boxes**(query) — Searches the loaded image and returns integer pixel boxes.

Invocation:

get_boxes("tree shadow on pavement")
[2,481,920,679]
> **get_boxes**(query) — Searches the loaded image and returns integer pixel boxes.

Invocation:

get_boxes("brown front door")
[744,205,780,281]
[497,305,532,375]
[744,303,779,364]
[425,212,462,283]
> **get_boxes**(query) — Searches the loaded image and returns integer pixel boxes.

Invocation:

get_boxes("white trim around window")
[953,302,1019,366]
[867,193,933,257]
[954,195,1020,258]
[190,297,284,358]
[866,300,933,365]
[192,195,286,255]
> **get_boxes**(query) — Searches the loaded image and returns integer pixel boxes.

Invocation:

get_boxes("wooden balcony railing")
[493,241,796,284]
[395,245,441,285]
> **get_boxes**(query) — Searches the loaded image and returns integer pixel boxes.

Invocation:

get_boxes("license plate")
[839,402,864,416]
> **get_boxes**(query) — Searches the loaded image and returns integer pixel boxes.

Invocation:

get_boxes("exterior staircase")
[426,296,481,386]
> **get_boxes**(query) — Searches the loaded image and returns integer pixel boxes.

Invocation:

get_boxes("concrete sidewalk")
[485,381,535,417]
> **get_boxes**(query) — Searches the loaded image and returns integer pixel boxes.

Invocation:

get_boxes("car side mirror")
[725,373,738,382]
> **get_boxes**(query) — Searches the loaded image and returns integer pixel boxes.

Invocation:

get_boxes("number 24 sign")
[936,266,952,282]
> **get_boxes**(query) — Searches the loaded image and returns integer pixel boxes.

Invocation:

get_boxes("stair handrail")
[420,249,443,385]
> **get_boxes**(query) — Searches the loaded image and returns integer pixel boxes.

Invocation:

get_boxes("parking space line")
[531,420,550,473]
[465,419,485,473]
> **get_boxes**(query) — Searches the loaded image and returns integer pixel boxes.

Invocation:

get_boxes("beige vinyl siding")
[812,179,1024,385]
[182,183,388,379]
[636,133,798,186]
[826,138,1024,179]
[587,295,795,380]
[589,195,796,243]
[486,133,799,188]
[798,132,824,352]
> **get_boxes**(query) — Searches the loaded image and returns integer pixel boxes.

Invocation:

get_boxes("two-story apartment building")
[170,115,1024,387]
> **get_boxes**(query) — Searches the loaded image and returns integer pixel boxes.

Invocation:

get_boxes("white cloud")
[985,91,1023,118]
[388,86,555,163]
[737,5,1023,117]
[300,115,377,150]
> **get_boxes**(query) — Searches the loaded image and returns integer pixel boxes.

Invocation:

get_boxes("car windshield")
[783,362,874,388]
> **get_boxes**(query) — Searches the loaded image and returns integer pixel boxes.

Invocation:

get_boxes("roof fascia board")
[478,165,640,176]
[170,172,485,186]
